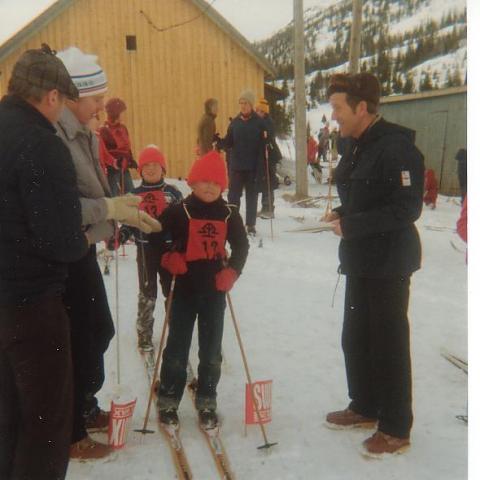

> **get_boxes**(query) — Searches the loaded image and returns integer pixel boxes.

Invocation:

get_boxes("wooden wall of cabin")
[0,0,266,178]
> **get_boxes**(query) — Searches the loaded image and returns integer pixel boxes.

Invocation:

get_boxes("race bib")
[138,190,167,218]
[185,218,227,261]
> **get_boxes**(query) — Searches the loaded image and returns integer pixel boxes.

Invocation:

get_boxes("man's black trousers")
[0,295,73,480]
[227,170,258,227]
[342,275,413,439]
[63,246,115,443]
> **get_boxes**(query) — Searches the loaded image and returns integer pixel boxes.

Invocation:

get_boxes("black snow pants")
[342,275,413,439]
[63,246,115,443]
[157,291,226,411]
[0,295,73,480]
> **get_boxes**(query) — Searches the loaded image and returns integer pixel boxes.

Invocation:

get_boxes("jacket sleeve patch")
[401,170,411,186]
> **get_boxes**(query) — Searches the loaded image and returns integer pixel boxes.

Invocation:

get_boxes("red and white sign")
[108,399,137,449]
[245,380,272,425]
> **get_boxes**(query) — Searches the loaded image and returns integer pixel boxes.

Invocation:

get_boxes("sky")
[0,0,337,45]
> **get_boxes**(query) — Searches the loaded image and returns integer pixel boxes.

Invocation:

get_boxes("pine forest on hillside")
[256,0,467,110]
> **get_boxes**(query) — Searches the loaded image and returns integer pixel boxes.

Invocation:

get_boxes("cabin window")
[126,35,137,51]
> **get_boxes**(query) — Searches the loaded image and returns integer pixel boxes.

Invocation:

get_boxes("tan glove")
[104,196,162,234]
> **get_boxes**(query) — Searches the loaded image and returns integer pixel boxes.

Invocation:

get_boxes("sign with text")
[245,380,272,425]
[108,398,137,449]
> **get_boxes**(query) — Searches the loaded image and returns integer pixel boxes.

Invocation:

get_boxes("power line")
[139,0,217,34]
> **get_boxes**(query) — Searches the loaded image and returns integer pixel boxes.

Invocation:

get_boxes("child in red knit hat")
[156,150,249,428]
[110,145,183,352]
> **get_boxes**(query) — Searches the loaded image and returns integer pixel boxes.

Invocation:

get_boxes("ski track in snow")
[67,181,467,480]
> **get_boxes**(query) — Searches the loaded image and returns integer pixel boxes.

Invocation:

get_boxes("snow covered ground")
[67,180,467,480]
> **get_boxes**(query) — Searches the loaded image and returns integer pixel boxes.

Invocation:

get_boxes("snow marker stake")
[226,293,277,450]
[135,276,176,435]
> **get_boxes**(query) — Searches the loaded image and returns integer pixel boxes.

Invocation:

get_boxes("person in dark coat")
[455,148,467,202]
[255,97,281,219]
[0,45,88,480]
[156,151,249,427]
[197,98,219,155]
[223,90,266,235]
[323,73,424,457]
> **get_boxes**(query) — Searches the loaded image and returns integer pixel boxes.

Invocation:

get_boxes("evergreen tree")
[403,74,415,94]
[420,71,433,91]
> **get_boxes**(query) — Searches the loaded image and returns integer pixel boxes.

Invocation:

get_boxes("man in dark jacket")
[455,148,467,202]
[0,45,88,480]
[255,98,282,219]
[223,90,266,235]
[323,73,424,457]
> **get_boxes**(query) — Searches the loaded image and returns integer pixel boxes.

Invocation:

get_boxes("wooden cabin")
[380,86,467,194]
[0,0,275,177]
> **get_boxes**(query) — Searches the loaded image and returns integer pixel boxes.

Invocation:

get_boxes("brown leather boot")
[325,408,377,430]
[70,435,112,460]
[85,409,110,432]
[362,431,410,457]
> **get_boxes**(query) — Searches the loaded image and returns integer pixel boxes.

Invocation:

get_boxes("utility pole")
[349,0,362,74]
[293,0,308,198]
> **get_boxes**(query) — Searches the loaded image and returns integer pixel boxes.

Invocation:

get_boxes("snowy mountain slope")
[259,0,467,95]
[66,179,467,480]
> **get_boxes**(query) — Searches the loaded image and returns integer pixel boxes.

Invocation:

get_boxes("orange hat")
[138,145,167,173]
[256,97,270,114]
[187,150,228,191]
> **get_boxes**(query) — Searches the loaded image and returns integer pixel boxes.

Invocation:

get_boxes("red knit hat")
[187,151,228,191]
[138,145,167,173]
[105,97,126,121]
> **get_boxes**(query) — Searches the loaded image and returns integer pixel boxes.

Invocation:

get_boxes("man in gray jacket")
[56,46,160,459]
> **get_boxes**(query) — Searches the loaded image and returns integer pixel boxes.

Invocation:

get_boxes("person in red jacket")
[88,114,117,176]
[308,134,322,182]
[99,98,136,195]
[423,168,438,209]
[156,151,249,429]
[457,195,467,243]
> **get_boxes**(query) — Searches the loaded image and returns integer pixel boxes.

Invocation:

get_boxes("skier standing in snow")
[156,150,249,427]
[56,47,161,459]
[324,73,424,456]
[307,133,322,182]
[110,145,183,352]
[255,97,281,219]
[223,90,266,236]
[197,97,219,155]
[455,148,467,202]
[0,45,88,480]
[99,97,137,195]
[423,168,438,209]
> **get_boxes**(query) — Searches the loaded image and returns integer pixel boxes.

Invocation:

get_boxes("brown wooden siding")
[0,0,265,177]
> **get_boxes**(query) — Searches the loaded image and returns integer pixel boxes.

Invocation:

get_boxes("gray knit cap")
[239,89,255,107]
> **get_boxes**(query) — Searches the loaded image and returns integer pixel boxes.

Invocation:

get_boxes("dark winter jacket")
[223,112,266,172]
[256,114,281,191]
[0,95,88,306]
[197,99,217,155]
[159,194,249,295]
[333,117,424,278]
[117,180,183,250]
[455,148,467,196]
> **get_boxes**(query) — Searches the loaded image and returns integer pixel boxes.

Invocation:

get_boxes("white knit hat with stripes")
[57,47,107,98]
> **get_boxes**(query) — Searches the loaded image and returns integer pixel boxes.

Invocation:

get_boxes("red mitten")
[215,268,238,292]
[161,252,188,275]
